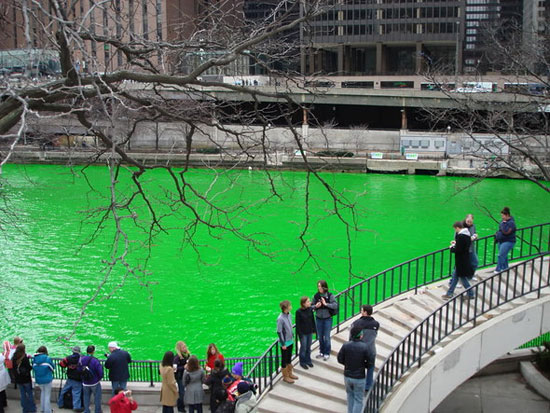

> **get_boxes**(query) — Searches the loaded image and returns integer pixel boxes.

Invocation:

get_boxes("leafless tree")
[0,0,365,337]
[422,21,550,193]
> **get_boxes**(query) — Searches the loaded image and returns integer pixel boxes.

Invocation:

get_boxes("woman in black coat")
[11,344,36,413]
[443,221,474,299]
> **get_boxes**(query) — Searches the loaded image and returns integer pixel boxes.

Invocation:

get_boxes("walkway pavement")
[3,372,548,413]
[434,372,550,413]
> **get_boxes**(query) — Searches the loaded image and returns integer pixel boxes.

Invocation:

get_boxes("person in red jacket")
[108,389,138,413]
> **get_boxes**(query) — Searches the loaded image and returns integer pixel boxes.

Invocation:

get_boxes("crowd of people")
[0,337,258,413]
[1,208,517,413]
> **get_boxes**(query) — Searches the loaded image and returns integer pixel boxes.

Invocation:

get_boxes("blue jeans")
[316,317,332,356]
[497,241,515,271]
[58,379,82,409]
[470,251,479,273]
[447,270,474,297]
[299,333,313,365]
[83,383,102,413]
[176,378,185,412]
[37,382,52,413]
[365,365,374,391]
[110,381,127,396]
[344,376,364,413]
[19,382,36,413]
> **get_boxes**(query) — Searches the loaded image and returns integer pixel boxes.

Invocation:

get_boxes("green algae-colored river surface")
[1,164,548,361]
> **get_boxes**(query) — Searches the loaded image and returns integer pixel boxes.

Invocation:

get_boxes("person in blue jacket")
[80,346,104,413]
[495,207,517,272]
[32,346,54,413]
[105,342,131,395]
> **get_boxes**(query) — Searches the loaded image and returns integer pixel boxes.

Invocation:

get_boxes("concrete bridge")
[256,254,550,413]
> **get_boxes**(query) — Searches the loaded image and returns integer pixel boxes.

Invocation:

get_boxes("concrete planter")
[520,361,550,400]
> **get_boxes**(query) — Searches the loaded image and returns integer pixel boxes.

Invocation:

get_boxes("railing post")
[149,360,154,387]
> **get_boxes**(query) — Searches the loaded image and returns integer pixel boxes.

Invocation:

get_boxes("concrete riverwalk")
[2,371,548,413]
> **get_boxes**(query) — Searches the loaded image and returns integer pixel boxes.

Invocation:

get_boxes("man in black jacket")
[350,305,379,391]
[443,221,475,299]
[105,342,131,395]
[57,346,83,411]
[337,326,374,413]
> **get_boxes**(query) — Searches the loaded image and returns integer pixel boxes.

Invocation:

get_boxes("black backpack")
[79,358,94,382]
[62,390,73,409]
[328,293,338,317]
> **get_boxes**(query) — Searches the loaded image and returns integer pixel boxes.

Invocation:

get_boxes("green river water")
[0,164,548,361]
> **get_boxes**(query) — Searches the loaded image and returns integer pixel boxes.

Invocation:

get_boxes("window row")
[311,21,458,36]
[316,6,459,21]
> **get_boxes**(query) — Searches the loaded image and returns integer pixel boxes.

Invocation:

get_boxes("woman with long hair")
[159,351,178,413]
[205,344,224,373]
[312,280,338,361]
[183,356,205,413]
[174,341,189,413]
[11,344,36,413]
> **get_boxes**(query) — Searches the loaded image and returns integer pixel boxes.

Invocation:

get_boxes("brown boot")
[288,364,299,380]
[282,365,294,384]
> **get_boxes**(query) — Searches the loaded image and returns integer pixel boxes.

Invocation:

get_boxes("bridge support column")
[337,45,344,74]
[401,108,408,130]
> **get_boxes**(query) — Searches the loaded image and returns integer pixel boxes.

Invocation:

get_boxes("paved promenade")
[3,372,549,413]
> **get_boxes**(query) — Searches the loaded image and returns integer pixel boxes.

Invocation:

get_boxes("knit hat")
[232,362,243,377]
[237,381,250,395]
[222,376,233,387]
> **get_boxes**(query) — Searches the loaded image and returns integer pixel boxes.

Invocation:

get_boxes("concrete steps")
[256,257,550,413]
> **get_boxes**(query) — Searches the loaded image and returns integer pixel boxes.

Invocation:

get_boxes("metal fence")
[364,252,550,412]
[247,222,550,397]
[45,356,261,386]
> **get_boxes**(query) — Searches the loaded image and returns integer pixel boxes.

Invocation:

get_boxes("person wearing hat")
[337,326,374,413]
[105,341,132,395]
[234,381,257,413]
[58,346,84,411]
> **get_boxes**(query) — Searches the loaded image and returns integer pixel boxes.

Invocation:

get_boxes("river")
[0,164,548,360]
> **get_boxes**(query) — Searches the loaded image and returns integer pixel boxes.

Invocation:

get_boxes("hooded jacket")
[337,338,374,379]
[452,228,473,278]
[32,353,54,384]
[350,315,379,354]
[235,390,257,413]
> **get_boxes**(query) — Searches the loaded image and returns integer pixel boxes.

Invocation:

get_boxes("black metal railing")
[45,356,261,386]
[248,222,550,397]
[364,252,550,412]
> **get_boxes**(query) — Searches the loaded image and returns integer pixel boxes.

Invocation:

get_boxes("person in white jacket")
[0,353,11,413]
[234,381,256,413]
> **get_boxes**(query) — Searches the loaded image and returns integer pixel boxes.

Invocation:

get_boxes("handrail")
[364,252,550,412]
[43,356,260,387]
[248,222,550,397]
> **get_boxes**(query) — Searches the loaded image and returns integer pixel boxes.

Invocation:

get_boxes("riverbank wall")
[2,145,526,179]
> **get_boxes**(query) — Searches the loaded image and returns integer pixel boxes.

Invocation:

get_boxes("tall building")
[301,0,464,75]
[463,0,523,73]
[0,1,196,74]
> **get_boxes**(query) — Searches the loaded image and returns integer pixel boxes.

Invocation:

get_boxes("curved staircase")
[256,253,550,413]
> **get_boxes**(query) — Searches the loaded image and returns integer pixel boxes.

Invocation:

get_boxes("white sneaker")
[315,353,324,359]
[323,354,330,361]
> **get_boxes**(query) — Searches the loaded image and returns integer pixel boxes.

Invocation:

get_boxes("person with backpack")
[80,346,104,413]
[58,346,84,412]
[32,346,54,413]
[313,280,338,361]
[11,343,36,413]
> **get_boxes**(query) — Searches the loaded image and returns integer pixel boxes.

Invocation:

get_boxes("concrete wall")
[383,295,550,413]
[128,121,400,153]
